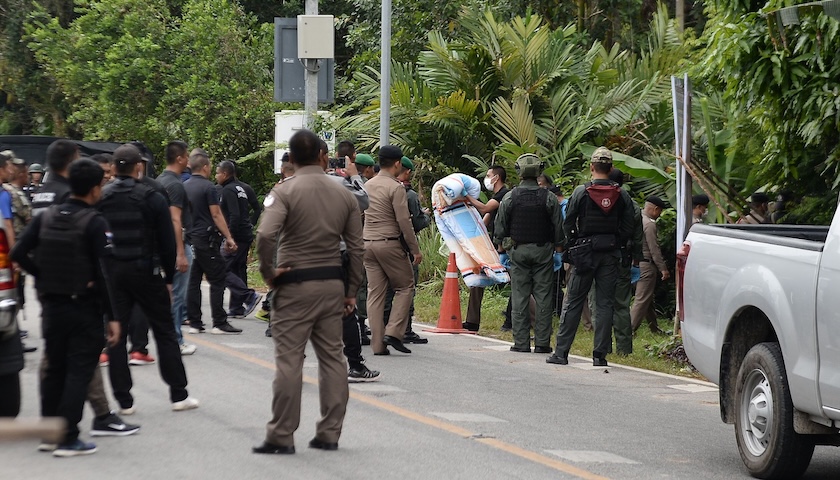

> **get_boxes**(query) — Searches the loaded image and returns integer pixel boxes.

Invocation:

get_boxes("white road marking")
[667,384,718,393]
[545,450,641,464]
[430,413,508,423]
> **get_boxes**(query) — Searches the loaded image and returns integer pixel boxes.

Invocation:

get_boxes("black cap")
[751,192,769,204]
[378,145,403,161]
[646,195,666,209]
[548,185,561,195]
[692,194,710,207]
[113,144,143,165]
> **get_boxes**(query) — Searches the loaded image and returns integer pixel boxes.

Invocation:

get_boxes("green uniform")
[554,179,637,360]
[611,202,643,355]
[494,179,563,351]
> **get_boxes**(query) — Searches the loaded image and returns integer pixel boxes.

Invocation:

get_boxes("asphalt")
[3,280,840,480]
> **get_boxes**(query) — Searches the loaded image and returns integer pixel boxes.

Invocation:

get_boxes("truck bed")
[690,224,828,251]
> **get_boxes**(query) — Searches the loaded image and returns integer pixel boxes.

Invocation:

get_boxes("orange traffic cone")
[424,253,476,334]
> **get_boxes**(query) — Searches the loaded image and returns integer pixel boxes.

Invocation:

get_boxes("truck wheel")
[734,342,815,479]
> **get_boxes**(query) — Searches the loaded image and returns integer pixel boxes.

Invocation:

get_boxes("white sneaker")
[180,343,197,355]
[119,406,136,416]
[172,397,199,411]
[188,326,205,334]
[38,442,57,452]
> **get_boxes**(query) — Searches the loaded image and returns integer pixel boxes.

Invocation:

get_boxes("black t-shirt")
[487,186,509,236]
[183,174,220,244]
[157,170,192,233]
[30,175,71,217]
[218,179,253,242]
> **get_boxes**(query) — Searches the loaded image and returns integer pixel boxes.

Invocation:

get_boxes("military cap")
[113,144,143,165]
[10,157,26,166]
[28,163,44,174]
[0,150,15,162]
[591,146,613,164]
[692,194,710,207]
[751,192,770,204]
[646,195,666,209]
[400,156,414,170]
[379,145,403,161]
[355,154,375,166]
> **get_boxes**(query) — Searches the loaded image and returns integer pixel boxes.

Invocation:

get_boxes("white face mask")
[483,176,495,191]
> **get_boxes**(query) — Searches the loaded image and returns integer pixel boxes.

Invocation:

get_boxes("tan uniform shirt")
[738,209,770,225]
[362,170,419,256]
[255,165,364,295]
[641,211,667,272]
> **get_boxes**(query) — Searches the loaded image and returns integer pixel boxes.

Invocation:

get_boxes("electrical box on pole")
[297,15,334,59]
[273,18,335,104]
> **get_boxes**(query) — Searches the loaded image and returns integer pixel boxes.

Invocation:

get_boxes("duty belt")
[273,266,344,286]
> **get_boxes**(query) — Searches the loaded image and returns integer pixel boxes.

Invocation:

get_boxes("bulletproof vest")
[509,187,552,244]
[3,184,30,237]
[578,182,624,236]
[35,206,98,295]
[30,179,70,217]
[98,179,156,261]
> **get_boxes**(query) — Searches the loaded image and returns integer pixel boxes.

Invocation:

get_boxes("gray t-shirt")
[157,170,192,238]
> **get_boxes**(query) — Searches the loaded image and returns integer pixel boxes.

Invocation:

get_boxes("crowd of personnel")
[0,132,788,456]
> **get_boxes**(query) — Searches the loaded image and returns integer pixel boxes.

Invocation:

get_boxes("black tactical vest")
[98,179,156,261]
[35,206,98,295]
[30,179,71,217]
[509,187,552,244]
[578,182,624,236]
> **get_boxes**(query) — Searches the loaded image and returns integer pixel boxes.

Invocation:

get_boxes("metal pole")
[379,0,391,146]
[303,0,318,130]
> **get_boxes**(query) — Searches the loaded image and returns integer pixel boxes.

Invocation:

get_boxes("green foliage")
[695,0,840,212]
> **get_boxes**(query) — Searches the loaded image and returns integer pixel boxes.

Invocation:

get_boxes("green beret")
[400,156,414,170]
[355,154,375,166]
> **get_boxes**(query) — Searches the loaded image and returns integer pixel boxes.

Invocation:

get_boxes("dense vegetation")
[0,0,837,222]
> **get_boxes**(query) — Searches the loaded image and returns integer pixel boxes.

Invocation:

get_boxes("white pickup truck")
[679,219,840,479]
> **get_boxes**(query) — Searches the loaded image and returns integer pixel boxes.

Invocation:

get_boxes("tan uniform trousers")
[630,262,659,332]
[364,240,414,354]
[40,349,111,417]
[265,279,348,446]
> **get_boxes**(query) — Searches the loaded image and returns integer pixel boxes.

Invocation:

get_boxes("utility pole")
[379,0,391,146]
[676,0,685,32]
[303,0,318,130]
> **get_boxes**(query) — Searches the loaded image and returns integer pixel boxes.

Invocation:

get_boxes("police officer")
[30,140,79,217]
[630,195,669,335]
[364,145,422,355]
[215,160,261,317]
[11,159,121,456]
[739,192,771,224]
[607,168,642,355]
[253,129,364,454]
[24,163,44,200]
[494,154,563,353]
[692,194,709,225]
[354,153,377,182]
[97,144,197,413]
[547,147,636,366]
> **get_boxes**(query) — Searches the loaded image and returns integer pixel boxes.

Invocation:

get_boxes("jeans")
[171,243,193,344]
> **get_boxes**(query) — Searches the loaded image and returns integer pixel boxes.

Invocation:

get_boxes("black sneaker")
[461,322,480,332]
[265,327,272,337]
[593,357,608,367]
[91,412,141,437]
[361,335,371,346]
[500,322,512,332]
[53,439,97,457]
[348,366,381,383]
[211,323,242,335]
[244,293,263,317]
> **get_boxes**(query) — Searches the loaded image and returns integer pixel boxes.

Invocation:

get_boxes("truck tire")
[734,342,815,479]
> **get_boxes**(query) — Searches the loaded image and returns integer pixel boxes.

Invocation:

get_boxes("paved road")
[3,282,840,479]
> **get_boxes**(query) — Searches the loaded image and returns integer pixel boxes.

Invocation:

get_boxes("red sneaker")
[99,353,109,367]
[128,351,156,366]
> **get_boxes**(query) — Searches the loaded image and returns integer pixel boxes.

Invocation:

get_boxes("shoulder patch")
[263,194,275,208]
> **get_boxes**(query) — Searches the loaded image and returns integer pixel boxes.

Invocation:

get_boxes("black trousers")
[0,372,20,417]
[40,294,103,443]
[128,304,149,354]
[188,242,228,327]
[224,239,255,315]
[342,309,364,370]
[108,262,188,409]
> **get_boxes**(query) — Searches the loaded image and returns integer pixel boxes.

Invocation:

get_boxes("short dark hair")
[166,140,189,165]
[91,153,112,166]
[68,159,104,196]
[288,130,320,166]
[489,165,506,183]
[46,140,79,173]
[318,139,329,155]
[218,160,236,177]
[608,168,624,186]
[593,162,612,174]
[536,173,553,186]
[336,140,355,158]
[189,150,210,171]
